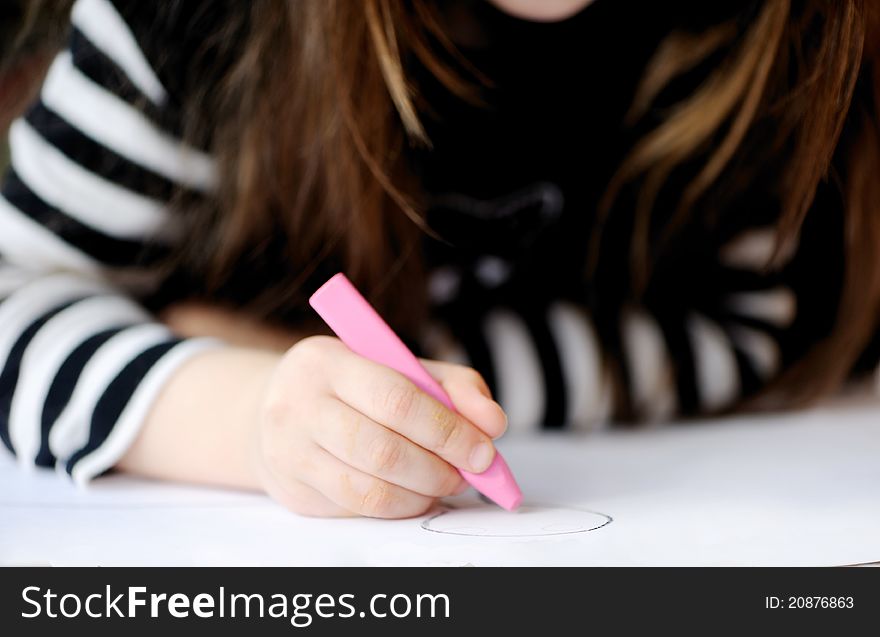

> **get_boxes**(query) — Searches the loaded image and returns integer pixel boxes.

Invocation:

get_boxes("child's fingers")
[420,360,508,439]
[300,446,438,519]
[328,357,497,474]
[313,400,466,498]
[257,433,356,517]
[261,465,356,517]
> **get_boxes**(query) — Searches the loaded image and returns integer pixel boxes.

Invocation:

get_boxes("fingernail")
[469,441,495,473]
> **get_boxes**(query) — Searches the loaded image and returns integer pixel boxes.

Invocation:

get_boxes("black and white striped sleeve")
[0,0,220,484]
[422,221,802,432]
[610,227,797,426]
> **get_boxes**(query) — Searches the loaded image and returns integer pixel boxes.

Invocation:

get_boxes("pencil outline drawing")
[420,503,613,538]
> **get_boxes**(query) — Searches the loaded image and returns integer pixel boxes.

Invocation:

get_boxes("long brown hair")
[176,0,880,410]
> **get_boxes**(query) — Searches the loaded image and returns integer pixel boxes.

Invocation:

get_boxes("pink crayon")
[309,273,523,511]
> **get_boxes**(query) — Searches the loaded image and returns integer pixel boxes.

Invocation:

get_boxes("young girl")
[2,0,879,518]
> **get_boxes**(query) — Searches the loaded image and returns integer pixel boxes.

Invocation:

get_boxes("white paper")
[2,398,880,566]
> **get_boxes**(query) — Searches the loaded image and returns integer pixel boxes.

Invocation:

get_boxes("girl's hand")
[251,336,508,518]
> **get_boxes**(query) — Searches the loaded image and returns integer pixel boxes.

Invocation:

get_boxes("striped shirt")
[0,0,871,483]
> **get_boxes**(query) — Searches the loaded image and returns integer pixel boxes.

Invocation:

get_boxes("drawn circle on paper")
[420,504,612,538]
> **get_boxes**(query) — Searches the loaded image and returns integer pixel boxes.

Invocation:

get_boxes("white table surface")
[3,397,880,566]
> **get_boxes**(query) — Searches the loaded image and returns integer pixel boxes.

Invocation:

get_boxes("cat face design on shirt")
[425,181,564,304]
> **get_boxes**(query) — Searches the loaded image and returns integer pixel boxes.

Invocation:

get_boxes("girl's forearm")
[116,347,280,491]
